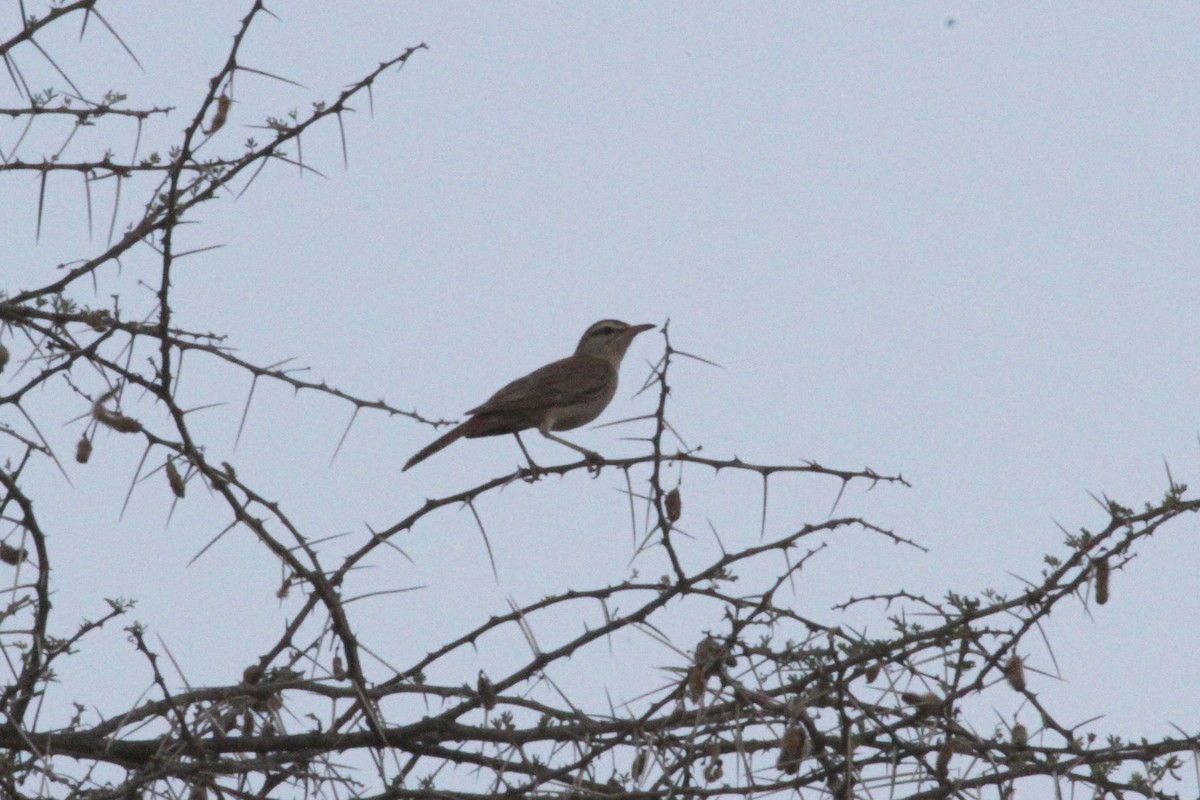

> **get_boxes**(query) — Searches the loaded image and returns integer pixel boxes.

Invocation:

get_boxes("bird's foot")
[582,450,604,476]
[520,460,546,483]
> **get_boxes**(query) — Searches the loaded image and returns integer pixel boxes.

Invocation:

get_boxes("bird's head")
[574,319,656,366]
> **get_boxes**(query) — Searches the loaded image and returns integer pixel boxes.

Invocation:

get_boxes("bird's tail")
[403,422,468,471]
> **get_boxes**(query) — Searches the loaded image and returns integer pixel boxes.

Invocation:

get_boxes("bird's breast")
[547,379,619,431]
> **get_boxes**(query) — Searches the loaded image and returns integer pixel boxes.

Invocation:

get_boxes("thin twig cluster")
[1,4,1197,800]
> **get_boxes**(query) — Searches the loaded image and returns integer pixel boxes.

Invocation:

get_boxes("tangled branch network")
[1,4,1198,799]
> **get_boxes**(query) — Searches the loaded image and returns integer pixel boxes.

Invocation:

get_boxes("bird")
[403,319,656,472]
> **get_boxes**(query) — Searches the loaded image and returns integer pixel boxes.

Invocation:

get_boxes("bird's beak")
[629,323,656,336]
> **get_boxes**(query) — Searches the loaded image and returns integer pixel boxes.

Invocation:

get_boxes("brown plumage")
[403,319,654,471]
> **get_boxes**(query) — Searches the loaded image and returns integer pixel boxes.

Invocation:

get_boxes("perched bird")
[403,319,655,471]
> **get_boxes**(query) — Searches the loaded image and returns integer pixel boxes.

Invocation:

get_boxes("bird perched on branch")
[403,319,655,471]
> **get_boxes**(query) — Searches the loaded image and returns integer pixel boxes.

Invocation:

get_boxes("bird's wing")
[467,356,615,416]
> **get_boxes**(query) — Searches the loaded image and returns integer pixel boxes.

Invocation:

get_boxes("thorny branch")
[1,4,1197,800]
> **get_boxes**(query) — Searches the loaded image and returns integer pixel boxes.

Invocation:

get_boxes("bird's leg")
[513,432,544,481]
[540,431,604,475]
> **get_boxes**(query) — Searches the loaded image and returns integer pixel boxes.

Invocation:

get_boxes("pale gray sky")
[7,1,1200,759]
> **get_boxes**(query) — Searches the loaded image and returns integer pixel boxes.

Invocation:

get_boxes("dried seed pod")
[685,667,705,704]
[332,655,345,680]
[776,725,807,774]
[1094,558,1109,605]
[631,749,648,781]
[260,718,275,737]
[935,739,953,774]
[0,542,28,565]
[82,310,109,332]
[91,387,137,431]
[241,710,255,736]
[111,415,142,433]
[864,663,881,682]
[946,737,975,755]
[901,691,941,716]
[695,636,719,671]
[276,578,291,599]
[206,93,231,134]
[166,460,185,498]
[75,435,92,464]
[1004,655,1026,692]
[0,343,8,373]
[665,487,682,522]
[695,635,732,676]
[703,759,723,783]
[94,410,141,433]
[477,672,497,710]
[243,664,263,684]
[1011,723,1028,748]
[266,693,282,712]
